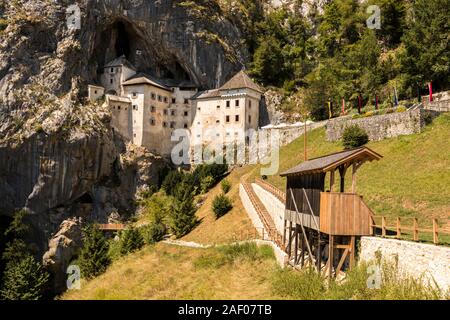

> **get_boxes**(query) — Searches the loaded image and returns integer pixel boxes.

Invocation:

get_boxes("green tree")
[170,183,197,238]
[78,225,111,279]
[212,194,233,219]
[1,254,49,300]
[119,227,144,255]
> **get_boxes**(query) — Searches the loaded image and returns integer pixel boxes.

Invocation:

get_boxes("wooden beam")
[349,236,356,269]
[328,235,334,282]
[335,248,349,276]
[330,170,335,192]
[339,165,348,192]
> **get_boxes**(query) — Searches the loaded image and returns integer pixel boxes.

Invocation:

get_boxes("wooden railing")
[255,177,286,203]
[371,216,450,245]
[98,223,126,231]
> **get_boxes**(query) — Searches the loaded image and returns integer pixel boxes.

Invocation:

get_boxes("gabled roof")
[280,147,382,177]
[104,55,136,70]
[219,70,263,93]
[191,89,221,100]
[122,73,172,92]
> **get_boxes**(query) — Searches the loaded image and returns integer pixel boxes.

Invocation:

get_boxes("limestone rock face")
[42,218,83,294]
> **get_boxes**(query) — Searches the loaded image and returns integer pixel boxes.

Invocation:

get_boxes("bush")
[170,183,198,238]
[120,227,144,255]
[78,225,111,279]
[142,222,167,244]
[396,106,407,113]
[342,125,369,149]
[212,193,233,219]
[200,175,215,194]
[221,179,231,194]
[1,254,49,300]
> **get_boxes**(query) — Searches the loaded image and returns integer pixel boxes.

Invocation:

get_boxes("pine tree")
[170,182,197,238]
[78,225,111,279]
[1,254,49,300]
[119,227,144,255]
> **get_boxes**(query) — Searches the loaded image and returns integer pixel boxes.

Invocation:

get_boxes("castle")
[88,56,263,162]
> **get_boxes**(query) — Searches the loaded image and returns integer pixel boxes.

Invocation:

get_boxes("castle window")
[184,98,189,104]
[171,110,176,116]
[151,93,156,100]
[226,115,230,123]
[94,90,97,94]
[226,132,230,136]
[184,123,188,129]
[134,134,136,138]
[110,68,114,73]
[110,79,113,84]
[118,106,121,110]
[158,95,162,102]
[248,115,251,123]
[184,111,188,117]
[132,92,137,97]
[226,101,230,108]
[197,121,200,125]
[164,97,168,103]
[133,105,138,110]
[170,122,176,129]
[235,115,240,122]
[216,120,220,124]
[151,106,156,113]
[197,107,201,111]
[163,109,168,115]
[197,134,201,138]
[150,118,156,126]
[163,122,168,128]
[172,98,176,104]
[216,133,220,137]
[235,100,240,107]
[217,105,220,109]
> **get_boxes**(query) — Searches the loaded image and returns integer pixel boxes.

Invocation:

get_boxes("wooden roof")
[280,147,382,177]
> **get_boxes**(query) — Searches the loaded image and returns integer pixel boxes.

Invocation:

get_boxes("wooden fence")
[255,177,286,203]
[371,216,450,245]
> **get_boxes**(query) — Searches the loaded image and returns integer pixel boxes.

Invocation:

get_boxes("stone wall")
[252,183,285,235]
[239,184,265,234]
[359,237,450,292]
[262,120,328,146]
[326,108,431,142]
[423,91,450,112]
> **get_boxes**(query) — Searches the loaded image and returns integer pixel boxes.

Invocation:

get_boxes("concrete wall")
[239,184,265,234]
[252,183,285,235]
[359,237,450,292]
[326,108,429,142]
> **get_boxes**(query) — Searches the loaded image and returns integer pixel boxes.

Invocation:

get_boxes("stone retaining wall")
[359,237,450,292]
[252,183,285,235]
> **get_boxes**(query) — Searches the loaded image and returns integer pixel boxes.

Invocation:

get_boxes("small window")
[151,93,156,100]
[216,133,220,137]
[226,132,230,136]
[235,100,240,107]
[249,100,252,109]
[217,105,220,109]
[163,109,168,115]
[163,122,168,128]
[226,101,230,108]
[184,111,189,117]
[170,122,176,129]
[150,118,156,126]
[184,123,188,129]
[94,90,97,94]
[132,92,137,97]
[226,115,230,123]
[184,98,189,104]
[151,106,156,113]
[110,68,114,73]
[164,97,168,103]
[133,105,138,111]
[118,106,121,110]
[216,120,220,124]
[235,115,239,122]
[197,107,201,111]
[197,134,201,138]
[248,115,251,123]
[110,79,113,84]
[171,110,176,116]
[158,95,162,102]
[172,98,176,104]
[134,134,136,138]
[234,132,238,136]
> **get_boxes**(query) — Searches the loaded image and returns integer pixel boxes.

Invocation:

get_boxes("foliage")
[161,170,185,196]
[200,175,215,194]
[170,182,198,238]
[142,221,167,244]
[119,227,144,255]
[1,254,49,300]
[342,125,369,149]
[78,225,111,279]
[212,193,233,219]
[220,179,231,194]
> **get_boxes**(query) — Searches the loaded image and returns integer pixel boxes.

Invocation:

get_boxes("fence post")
[433,219,439,245]
[413,218,419,241]
[396,217,401,239]
[382,217,386,237]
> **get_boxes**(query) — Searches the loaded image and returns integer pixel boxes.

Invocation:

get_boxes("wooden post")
[339,165,347,193]
[352,163,357,193]
[316,234,322,272]
[294,225,299,265]
[349,236,356,269]
[330,170,335,192]
[328,235,334,282]
[413,218,419,241]
[282,220,287,246]
[382,217,386,237]
[396,217,401,239]
[433,219,439,245]
[287,222,293,258]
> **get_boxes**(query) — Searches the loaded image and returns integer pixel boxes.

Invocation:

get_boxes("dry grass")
[62,243,279,300]
[182,166,258,245]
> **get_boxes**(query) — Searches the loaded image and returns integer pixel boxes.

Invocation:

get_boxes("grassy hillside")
[249,113,450,227]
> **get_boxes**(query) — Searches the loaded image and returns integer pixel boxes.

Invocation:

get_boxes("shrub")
[170,183,198,238]
[212,193,233,219]
[1,254,49,300]
[272,267,326,300]
[78,225,111,279]
[221,179,231,194]
[119,227,144,255]
[142,221,167,244]
[396,106,407,113]
[0,18,7,32]
[342,125,369,149]
[200,175,215,194]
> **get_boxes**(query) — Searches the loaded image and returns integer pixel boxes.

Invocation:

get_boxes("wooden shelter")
[280,146,382,278]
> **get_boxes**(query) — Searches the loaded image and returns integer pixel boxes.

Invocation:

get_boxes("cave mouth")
[92,19,194,85]
[78,193,93,204]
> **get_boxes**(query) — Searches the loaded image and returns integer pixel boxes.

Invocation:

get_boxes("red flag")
[341,98,345,115]
[429,82,433,102]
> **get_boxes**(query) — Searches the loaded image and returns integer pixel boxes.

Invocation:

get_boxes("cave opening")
[78,193,93,204]
[114,21,131,60]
